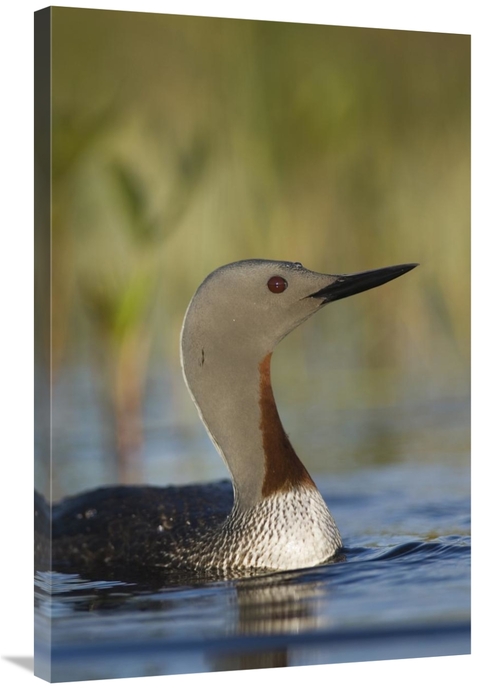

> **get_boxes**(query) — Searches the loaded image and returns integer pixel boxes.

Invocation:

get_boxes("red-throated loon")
[36,259,417,580]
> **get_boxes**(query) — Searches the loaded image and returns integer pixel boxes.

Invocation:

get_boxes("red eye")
[267,275,288,293]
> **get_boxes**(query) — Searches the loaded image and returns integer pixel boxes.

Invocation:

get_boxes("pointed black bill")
[309,263,418,304]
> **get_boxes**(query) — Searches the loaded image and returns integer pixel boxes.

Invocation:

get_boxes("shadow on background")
[2,657,34,673]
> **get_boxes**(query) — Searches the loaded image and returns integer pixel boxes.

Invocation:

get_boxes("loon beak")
[309,263,419,304]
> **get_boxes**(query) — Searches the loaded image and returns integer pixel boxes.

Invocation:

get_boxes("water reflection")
[211,569,337,671]
[35,564,341,674]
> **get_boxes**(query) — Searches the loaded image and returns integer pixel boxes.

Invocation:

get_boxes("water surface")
[35,454,470,682]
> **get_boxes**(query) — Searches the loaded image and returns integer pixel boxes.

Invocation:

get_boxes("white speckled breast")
[189,485,342,574]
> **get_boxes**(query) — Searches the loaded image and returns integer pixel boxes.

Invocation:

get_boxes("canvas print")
[34,7,471,683]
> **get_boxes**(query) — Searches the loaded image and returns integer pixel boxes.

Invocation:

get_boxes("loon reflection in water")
[35,259,417,580]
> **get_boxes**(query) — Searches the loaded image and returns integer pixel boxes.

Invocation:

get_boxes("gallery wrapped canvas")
[34,6,470,683]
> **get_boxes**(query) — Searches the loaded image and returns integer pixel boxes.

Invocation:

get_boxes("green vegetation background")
[38,8,470,496]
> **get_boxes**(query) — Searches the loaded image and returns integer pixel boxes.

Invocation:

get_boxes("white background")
[0,1,495,687]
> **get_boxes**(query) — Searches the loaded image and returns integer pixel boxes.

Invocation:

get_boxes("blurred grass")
[41,9,470,491]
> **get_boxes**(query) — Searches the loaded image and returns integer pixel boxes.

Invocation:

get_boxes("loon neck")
[181,335,316,511]
[258,353,315,499]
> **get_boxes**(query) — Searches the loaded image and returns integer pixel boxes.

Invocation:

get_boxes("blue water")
[34,459,470,682]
